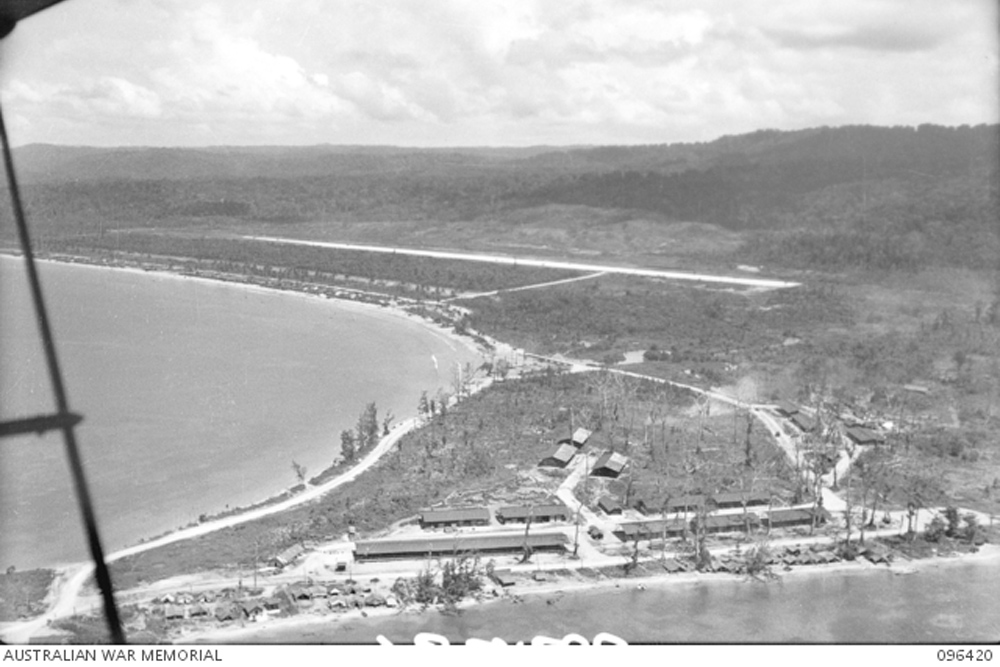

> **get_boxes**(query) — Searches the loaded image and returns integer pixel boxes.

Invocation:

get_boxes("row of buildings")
[415,502,572,529]
[599,490,775,517]
[613,507,831,541]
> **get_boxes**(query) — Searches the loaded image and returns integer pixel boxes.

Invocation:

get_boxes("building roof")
[616,518,688,538]
[539,443,577,466]
[662,558,684,573]
[844,426,885,444]
[632,495,669,514]
[558,427,592,447]
[903,384,930,394]
[698,514,758,531]
[495,504,569,521]
[163,604,185,619]
[354,532,568,558]
[592,450,628,475]
[491,570,517,586]
[273,543,305,565]
[665,495,706,512]
[598,496,624,513]
[790,413,818,432]
[711,491,771,507]
[419,507,491,524]
[764,507,831,525]
[775,401,799,416]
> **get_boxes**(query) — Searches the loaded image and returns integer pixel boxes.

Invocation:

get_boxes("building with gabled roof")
[495,503,569,524]
[418,507,490,528]
[163,604,185,621]
[539,443,577,468]
[710,491,772,509]
[271,543,306,569]
[490,570,517,587]
[775,401,799,417]
[598,496,624,515]
[844,426,885,446]
[354,532,568,561]
[763,507,831,529]
[695,513,759,534]
[790,412,818,432]
[590,450,628,478]
[614,518,688,541]
[664,495,706,514]
[632,495,667,515]
[558,427,592,448]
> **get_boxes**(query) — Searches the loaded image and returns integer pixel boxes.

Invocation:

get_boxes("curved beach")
[0,255,484,569]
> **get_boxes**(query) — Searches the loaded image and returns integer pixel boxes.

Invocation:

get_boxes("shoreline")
[0,251,493,637]
[2,251,489,536]
[184,543,1000,644]
[3,250,997,643]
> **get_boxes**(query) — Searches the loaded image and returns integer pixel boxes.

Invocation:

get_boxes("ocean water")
[0,257,480,569]
[247,557,1000,644]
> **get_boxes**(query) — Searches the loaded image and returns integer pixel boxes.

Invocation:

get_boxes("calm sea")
[246,557,1000,644]
[0,257,480,569]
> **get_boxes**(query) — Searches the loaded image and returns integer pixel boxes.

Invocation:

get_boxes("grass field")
[0,569,55,621]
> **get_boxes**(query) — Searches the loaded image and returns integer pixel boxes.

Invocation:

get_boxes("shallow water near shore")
[245,556,1000,644]
[0,256,480,569]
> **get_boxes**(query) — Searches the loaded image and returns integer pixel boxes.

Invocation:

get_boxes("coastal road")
[243,236,801,290]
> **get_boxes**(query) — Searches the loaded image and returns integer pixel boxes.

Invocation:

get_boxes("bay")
[0,256,480,569]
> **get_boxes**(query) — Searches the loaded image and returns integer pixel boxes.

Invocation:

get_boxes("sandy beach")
[22,254,485,359]
[180,543,1000,644]
[0,252,491,643]
[3,251,997,645]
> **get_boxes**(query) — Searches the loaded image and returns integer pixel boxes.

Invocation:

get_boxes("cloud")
[0,0,994,146]
[5,76,161,119]
[147,4,348,122]
[765,24,947,53]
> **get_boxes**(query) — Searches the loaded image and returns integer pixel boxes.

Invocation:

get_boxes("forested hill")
[16,124,996,186]
[6,124,998,270]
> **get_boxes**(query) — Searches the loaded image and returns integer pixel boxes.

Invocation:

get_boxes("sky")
[0,0,996,147]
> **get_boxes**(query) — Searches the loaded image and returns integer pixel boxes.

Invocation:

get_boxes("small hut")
[271,543,306,569]
[163,605,185,621]
[598,496,624,515]
[490,570,517,587]
[214,603,240,622]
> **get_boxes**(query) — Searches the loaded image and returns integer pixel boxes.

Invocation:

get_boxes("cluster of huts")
[149,580,402,624]
[767,543,843,567]
[274,580,399,610]
[538,428,630,478]
[775,400,887,445]
[649,540,873,575]
[149,588,275,623]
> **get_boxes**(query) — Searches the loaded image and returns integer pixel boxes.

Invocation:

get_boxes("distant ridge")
[14,124,996,184]
[7,124,997,270]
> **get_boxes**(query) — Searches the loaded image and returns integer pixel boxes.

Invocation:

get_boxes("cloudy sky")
[0,0,996,147]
